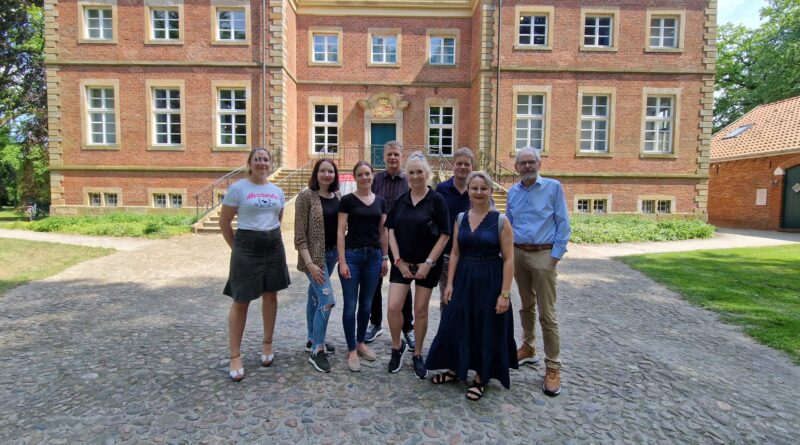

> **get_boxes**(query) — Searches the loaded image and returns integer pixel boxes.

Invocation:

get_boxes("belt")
[514,243,553,252]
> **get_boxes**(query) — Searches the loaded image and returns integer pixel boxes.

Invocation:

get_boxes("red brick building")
[43,0,716,216]
[708,96,800,230]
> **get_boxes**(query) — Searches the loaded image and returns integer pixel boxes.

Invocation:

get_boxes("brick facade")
[46,0,714,216]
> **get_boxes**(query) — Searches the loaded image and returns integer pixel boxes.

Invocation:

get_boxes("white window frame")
[580,95,609,153]
[511,85,551,154]
[426,29,459,66]
[641,88,681,157]
[309,27,343,66]
[144,3,184,44]
[310,101,341,155]
[425,99,458,157]
[574,195,612,214]
[149,188,187,208]
[170,193,183,208]
[639,195,676,214]
[152,88,182,146]
[645,10,686,52]
[84,187,123,207]
[146,80,185,151]
[368,29,400,67]
[211,3,250,46]
[212,81,251,151]
[80,80,121,150]
[577,87,615,156]
[514,6,553,51]
[78,2,118,44]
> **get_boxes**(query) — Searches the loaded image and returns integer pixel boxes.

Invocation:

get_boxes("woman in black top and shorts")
[386,152,450,379]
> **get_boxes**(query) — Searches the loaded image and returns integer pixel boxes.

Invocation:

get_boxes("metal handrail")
[193,164,246,218]
[481,152,517,190]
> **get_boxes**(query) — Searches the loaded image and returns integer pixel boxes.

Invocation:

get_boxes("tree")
[0,0,47,207]
[714,0,800,132]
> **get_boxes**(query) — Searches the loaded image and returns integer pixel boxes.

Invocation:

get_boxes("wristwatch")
[425,258,436,267]
[500,290,511,299]
[382,255,389,261]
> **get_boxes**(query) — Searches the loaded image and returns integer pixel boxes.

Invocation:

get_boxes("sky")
[717,0,768,28]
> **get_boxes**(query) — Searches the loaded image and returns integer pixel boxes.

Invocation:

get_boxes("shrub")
[571,215,715,244]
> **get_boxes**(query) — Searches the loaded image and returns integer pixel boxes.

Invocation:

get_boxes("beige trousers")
[513,248,561,369]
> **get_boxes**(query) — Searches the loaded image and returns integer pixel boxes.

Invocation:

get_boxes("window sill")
[514,44,552,51]
[82,144,120,151]
[211,40,251,46]
[579,46,618,52]
[144,40,184,46]
[575,151,613,158]
[367,62,400,68]
[308,61,343,67]
[77,39,117,45]
[639,152,678,159]
[644,47,683,53]
[147,145,186,151]
[212,145,250,152]
[425,63,458,68]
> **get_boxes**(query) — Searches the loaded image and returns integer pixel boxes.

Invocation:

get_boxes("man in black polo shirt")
[365,141,416,350]
[434,147,474,301]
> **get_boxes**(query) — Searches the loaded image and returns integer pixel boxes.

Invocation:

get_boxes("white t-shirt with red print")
[222,179,285,231]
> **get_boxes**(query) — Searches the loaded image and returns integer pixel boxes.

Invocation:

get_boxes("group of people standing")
[219,142,570,401]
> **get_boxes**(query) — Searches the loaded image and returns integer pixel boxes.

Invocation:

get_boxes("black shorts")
[389,260,444,289]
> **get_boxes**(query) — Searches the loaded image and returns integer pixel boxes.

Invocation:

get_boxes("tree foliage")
[0,0,47,207]
[715,0,800,132]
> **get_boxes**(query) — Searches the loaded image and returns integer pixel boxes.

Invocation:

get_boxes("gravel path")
[1,231,798,444]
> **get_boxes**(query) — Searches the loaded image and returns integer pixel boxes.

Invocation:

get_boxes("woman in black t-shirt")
[386,152,450,379]
[337,161,389,372]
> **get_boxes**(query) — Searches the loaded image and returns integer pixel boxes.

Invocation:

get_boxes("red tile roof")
[711,95,800,161]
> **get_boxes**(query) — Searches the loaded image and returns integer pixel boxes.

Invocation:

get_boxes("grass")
[0,238,114,297]
[0,207,27,223]
[620,245,800,364]
[571,214,716,244]
[0,212,198,238]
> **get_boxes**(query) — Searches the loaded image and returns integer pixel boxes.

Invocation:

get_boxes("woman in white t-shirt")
[219,147,290,381]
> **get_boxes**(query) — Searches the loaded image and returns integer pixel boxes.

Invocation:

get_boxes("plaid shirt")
[372,169,408,213]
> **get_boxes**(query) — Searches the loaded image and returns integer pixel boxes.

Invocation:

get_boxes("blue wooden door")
[371,124,396,168]
[782,165,800,229]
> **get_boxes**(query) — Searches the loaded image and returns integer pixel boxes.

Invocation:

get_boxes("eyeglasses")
[517,160,539,167]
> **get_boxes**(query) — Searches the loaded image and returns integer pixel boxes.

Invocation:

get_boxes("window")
[519,15,548,46]
[427,106,454,156]
[640,198,673,214]
[584,16,612,47]
[580,95,609,153]
[170,194,182,208]
[86,87,117,145]
[723,124,753,139]
[644,96,674,153]
[515,94,545,151]
[104,193,118,207]
[84,7,113,40]
[575,196,609,214]
[646,10,685,51]
[213,6,249,44]
[313,104,339,154]
[150,8,179,41]
[154,193,167,208]
[89,193,102,207]
[515,6,553,50]
[151,88,181,146]
[313,34,339,63]
[217,88,247,147]
[371,35,397,64]
[429,36,455,65]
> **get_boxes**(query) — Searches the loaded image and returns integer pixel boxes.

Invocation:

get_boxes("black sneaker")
[308,351,331,373]
[306,341,336,354]
[364,324,383,343]
[403,330,416,352]
[412,355,428,379]
[388,339,407,373]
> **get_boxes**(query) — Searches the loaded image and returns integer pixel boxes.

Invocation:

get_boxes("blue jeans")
[339,247,382,351]
[305,249,338,354]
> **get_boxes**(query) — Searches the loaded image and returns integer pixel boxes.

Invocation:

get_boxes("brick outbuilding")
[708,96,800,230]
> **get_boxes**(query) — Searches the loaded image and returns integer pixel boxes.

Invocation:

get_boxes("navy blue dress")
[425,211,518,388]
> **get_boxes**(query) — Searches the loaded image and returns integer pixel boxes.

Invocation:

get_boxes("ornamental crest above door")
[358,93,409,120]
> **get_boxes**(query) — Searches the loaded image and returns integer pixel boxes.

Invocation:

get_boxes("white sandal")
[262,341,274,367]
[229,354,245,381]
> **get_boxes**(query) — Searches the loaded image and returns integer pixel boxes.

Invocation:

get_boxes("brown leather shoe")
[543,367,561,397]
[517,343,540,365]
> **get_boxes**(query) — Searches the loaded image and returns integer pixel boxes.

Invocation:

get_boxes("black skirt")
[223,228,290,302]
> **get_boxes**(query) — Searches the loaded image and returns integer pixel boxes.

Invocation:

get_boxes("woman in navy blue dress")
[425,171,518,401]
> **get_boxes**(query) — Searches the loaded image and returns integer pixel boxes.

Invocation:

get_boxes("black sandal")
[465,381,484,401]
[431,371,458,385]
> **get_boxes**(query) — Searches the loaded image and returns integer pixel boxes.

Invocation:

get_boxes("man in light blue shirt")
[505,147,570,397]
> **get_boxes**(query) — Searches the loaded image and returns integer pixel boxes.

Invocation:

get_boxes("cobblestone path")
[1,234,798,444]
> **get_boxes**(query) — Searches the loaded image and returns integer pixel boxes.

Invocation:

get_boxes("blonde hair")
[466,170,497,210]
[405,151,432,181]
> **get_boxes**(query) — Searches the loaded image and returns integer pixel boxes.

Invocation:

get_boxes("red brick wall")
[562,177,699,214]
[708,153,800,230]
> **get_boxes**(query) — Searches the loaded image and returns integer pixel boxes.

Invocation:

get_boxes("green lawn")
[0,212,197,238]
[0,238,114,297]
[620,245,800,364]
[0,207,26,222]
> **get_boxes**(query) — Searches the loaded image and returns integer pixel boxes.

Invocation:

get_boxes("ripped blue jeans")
[305,249,338,355]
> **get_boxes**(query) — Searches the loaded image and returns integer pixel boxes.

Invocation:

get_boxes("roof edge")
[710,146,800,162]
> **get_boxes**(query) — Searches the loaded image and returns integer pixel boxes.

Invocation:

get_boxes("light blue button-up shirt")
[505,175,571,259]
